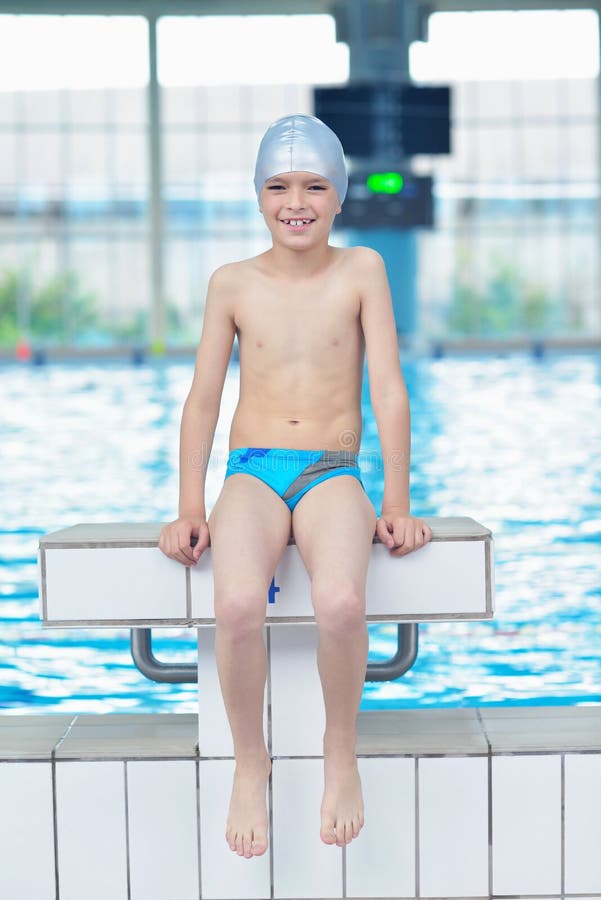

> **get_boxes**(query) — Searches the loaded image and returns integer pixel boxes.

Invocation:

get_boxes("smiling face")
[259,171,342,243]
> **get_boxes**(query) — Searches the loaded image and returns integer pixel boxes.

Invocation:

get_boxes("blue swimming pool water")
[1,352,600,713]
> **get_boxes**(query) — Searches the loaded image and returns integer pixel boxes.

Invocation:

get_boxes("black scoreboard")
[314,82,451,158]
[336,171,433,230]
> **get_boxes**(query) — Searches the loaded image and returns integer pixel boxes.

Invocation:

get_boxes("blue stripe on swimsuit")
[224,447,365,513]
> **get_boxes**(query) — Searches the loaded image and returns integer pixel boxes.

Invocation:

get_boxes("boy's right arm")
[159,265,237,566]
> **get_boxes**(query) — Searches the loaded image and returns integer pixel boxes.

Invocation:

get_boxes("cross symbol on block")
[268,575,280,605]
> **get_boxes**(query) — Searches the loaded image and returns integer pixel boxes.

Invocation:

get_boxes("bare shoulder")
[345,246,387,297]
[207,260,242,290]
[204,260,250,320]
[348,245,385,270]
[212,255,264,290]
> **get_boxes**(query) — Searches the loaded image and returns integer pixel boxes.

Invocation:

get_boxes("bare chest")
[234,273,361,367]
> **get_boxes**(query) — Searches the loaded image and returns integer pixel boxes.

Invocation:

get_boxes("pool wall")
[1,707,601,898]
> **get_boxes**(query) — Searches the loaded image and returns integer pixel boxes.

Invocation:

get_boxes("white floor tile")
[346,757,415,898]
[492,754,561,894]
[272,758,342,898]
[565,753,601,892]
[199,759,270,900]
[56,761,128,900]
[127,760,199,900]
[0,762,55,900]
[419,756,489,896]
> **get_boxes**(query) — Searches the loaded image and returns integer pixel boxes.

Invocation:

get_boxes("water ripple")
[1,354,600,713]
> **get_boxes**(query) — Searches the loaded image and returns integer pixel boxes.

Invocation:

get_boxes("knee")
[214,589,266,636]
[311,579,366,633]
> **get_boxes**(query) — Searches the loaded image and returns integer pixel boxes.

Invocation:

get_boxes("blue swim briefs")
[224,447,365,513]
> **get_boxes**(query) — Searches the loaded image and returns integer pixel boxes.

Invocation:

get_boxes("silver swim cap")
[254,114,348,205]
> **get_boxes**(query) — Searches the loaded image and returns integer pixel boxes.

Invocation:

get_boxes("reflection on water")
[1,353,600,713]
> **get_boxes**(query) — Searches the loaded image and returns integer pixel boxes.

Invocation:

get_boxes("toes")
[321,817,337,844]
[338,818,361,844]
[335,820,350,846]
[227,829,268,857]
[352,813,364,838]
[241,833,253,858]
[226,828,236,852]
[251,832,268,856]
[336,823,347,847]
[226,825,268,857]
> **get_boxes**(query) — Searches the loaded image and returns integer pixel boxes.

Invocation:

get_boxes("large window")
[0,13,347,349]
[0,8,598,348]
[410,9,599,338]
[0,16,150,347]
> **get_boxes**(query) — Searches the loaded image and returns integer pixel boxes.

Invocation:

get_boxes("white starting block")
[39,517,493,757]
[36,516,494,900]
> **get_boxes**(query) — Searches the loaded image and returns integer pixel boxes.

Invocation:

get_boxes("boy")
[159,113,432,860]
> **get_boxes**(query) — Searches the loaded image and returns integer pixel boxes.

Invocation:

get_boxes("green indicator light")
[366,172,404,194]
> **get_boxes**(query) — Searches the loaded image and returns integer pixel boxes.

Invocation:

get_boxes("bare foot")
[320,747,365,846]
[225,754,272,859]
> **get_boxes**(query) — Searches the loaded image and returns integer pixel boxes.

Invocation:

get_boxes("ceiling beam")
[428,0,599,11]
[0,0,326,13]
[0,0,598,16]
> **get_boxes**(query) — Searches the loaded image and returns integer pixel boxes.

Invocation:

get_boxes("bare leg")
[216,627,272,860]
[208,473,291,859]
[292,475,376,846]
[318,617,370,846]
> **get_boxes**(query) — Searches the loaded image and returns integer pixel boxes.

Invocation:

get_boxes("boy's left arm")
[358,247,432,557]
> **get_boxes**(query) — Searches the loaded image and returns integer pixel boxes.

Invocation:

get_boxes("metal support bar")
[364,623,419,682]
[130,623,419,685]
[130,628,197,683]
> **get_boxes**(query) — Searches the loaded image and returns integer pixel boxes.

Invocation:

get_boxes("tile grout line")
[268,762,274,900]
[53,715,78,756]
[475,707,491,750]
[50,715,80,900]
[124,761,131,900]
[476,707,494,900]
[50,750,60,900]
[487,749,493,899]
[415,756,420,898]
[561,752,565,900]
[195,758,203,899]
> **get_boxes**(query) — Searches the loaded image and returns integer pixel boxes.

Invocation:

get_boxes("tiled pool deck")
[1,706,601,899]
